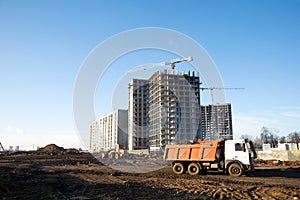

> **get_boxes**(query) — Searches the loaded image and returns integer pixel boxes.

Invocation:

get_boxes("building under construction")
[127,70,201,151]
[200,103,233,140]
[148,70,201,150]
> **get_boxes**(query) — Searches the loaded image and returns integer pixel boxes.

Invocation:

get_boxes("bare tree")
[279,136,286,143]
[273,135,279,148]
[260,126,279,148]
[287,131,300,143]
[260,126,269,144]
[253,136,262,149]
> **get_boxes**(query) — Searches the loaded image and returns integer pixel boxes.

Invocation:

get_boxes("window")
[235,143,245,152]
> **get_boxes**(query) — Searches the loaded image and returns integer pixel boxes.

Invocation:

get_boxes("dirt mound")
[38,144,64,152]
[37,144,80,155]
[64,148,80,154]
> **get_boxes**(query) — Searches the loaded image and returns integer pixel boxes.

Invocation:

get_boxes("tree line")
[240,126,300,149]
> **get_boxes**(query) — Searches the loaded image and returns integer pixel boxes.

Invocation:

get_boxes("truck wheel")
[173,162,185,175]
[108,152,115,159]
[100,152,106,159]
[188,163,200,175]
[228,163,243,176]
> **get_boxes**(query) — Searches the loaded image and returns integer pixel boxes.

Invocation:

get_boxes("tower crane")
[200,87,244,104]
[164,56,193,70]
[128,56,193,73]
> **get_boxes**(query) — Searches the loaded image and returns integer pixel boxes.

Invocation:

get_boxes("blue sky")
[0,0,300,150]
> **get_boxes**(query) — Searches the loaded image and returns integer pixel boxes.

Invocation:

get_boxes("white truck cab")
[224,139,256,176]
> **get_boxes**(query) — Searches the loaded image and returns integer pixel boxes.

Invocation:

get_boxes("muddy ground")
[0,152,299,200]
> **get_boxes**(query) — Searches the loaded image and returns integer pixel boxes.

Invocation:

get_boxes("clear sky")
[0,0,300,150]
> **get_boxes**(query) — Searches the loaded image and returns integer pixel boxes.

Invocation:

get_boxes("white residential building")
[89,109,128,153]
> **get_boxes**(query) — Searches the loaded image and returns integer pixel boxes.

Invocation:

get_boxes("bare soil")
[0,152,299,199]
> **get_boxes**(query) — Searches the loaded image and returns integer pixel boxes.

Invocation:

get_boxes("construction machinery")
[0,142,10,155]
[200,87,244,104]
[96,144,150,160]
[164,138,256,176]
[164,56,193,70]
[0,142,5,152]
[128,56,193,73]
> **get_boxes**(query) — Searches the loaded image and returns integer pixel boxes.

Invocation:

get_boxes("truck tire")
[100,152,106,159]
[228,163,243,176]
[188,163,200,175]
[173,162,185,175]
[108,152,115,159]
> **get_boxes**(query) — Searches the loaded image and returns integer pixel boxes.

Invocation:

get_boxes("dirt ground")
[0,150,299,199]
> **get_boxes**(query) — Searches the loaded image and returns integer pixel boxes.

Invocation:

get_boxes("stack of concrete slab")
[257,149,300,161]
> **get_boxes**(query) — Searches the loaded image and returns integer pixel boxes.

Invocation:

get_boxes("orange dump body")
[164,139,225,161]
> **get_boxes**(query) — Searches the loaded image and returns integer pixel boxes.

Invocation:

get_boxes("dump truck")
[164,139,256,176]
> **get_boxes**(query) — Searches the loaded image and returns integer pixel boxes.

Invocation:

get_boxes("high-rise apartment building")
[128,79,149,150]
[201,104,233,140]
[149,70,201,150]
[127,70,200,151]
[89,109,128,153]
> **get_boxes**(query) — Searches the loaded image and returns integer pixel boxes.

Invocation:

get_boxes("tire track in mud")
[1,154,300,199]
[177,181,294,199]
[137,173,300,200]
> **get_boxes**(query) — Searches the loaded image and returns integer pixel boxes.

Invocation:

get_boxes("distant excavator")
[0,142,5,152]
[0,142,10,155]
